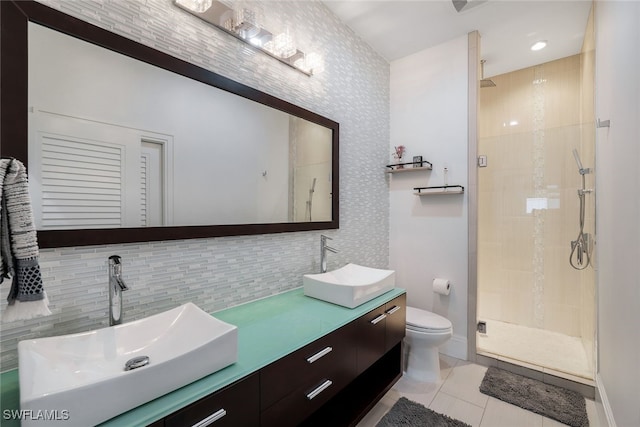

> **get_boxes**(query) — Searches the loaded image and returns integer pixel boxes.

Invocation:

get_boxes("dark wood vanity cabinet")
[263,293,406,427]
[302,293,407,426]
[356,294,407,373]
[384,294,407,351]
[356,304,388,374]
[150,293,406,427]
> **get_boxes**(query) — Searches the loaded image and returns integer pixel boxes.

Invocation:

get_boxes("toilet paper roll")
[433,278,451,296]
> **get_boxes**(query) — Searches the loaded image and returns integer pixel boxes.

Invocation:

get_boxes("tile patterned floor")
[357,355,601,427]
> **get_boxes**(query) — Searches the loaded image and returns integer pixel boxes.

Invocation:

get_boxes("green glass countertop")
[0,287,405,427]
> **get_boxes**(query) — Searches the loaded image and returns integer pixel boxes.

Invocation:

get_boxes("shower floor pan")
[476,319,593,384]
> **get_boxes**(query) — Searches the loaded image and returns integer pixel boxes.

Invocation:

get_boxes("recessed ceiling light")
[531,40,547,51]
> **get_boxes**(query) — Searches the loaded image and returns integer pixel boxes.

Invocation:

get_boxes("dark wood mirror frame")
[0,0,339,249]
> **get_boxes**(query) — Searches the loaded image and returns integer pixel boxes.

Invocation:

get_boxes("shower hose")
[570,174,591,270]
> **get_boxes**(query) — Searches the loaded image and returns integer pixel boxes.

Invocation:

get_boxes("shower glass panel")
[477,51,595,382]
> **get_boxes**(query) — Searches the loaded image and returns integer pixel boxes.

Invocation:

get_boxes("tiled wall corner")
[0,0,390,371]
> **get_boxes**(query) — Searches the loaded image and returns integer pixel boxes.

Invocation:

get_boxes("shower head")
[452,0,487,13]
[572,149,591,175]
[480,59,496,88]
[572,149,584,171]
[311,177,316,192]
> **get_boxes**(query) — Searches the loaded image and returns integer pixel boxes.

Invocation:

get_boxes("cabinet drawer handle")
[307,346,333,364]
[192,408,226,427]
[306,379,333,400]
[386,305,401,315]
[370,313,387,325]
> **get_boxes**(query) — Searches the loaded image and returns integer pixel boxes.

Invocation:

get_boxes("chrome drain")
[124,355,150,371]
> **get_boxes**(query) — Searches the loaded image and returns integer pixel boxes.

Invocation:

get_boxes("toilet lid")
[406,307,452,331]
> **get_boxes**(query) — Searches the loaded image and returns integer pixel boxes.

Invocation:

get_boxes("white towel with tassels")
[0,158,51,322]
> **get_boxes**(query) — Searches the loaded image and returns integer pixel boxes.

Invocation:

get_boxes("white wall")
[390,35,469,359]
[594,1,640,426]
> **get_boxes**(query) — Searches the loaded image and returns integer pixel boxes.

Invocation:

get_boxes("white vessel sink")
[303,263,395,308]
[18,302,238,427]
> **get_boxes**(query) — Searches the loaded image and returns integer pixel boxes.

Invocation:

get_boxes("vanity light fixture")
[173,0,323,76]
[248,28,273,48]
[530,40,547,51]
[234,6,261,39]
[176,0,213,13]
[269,30,297,59]
[296,52,325,75]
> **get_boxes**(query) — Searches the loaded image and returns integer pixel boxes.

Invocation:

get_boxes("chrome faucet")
[109,255,129,326]
[320,235,338,273]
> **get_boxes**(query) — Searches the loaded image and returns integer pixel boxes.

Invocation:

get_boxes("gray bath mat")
[479,367,588,427]
[376,397,471,427]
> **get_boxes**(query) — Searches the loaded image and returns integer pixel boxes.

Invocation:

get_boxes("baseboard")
[596,373,616,427]
[440,334,467,360]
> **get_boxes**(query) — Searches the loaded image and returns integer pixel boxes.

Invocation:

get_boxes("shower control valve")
[477,321,487,334]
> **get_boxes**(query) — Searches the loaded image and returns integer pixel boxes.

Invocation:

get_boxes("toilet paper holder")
[432,278,451,296]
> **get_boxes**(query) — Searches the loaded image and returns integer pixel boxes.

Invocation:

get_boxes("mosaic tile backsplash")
[0,0,390,371]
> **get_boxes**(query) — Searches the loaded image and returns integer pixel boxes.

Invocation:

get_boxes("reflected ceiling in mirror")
[0,1,339,248]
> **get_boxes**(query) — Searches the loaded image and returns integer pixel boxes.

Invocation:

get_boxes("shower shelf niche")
[386,160,433,173]
[413,185,465,195]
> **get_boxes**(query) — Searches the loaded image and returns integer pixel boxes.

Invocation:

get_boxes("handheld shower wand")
[306,178,317,221]
[570,149,592,270]
[572,148,590,175]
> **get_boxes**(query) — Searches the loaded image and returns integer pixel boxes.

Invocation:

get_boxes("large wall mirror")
[1,1,339,248]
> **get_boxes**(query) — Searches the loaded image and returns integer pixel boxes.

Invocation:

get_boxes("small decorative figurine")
[393,145,406,168]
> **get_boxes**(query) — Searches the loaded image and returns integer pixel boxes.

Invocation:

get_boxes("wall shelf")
[386,160,432,173]
[413,185,465,195]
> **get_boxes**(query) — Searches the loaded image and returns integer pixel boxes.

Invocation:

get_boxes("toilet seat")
[406,306,452,332]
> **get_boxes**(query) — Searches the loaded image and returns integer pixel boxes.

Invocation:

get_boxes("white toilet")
[404,306,453,382]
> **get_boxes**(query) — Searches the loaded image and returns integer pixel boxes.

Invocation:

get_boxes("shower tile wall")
[478,55,595,344]
[0,0,390,371]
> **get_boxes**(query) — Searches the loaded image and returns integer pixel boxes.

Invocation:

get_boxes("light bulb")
[530,40,547,51]
[271,31,297,58]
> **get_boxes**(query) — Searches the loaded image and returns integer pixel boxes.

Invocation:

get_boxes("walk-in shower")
[476,50,596,383]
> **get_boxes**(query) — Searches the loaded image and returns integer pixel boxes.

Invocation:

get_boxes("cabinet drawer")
[165,373,259,427]
[260,360,354,427]
[260,322,356,411]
